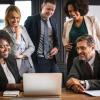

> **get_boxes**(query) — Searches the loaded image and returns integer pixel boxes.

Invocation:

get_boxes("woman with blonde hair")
[4,5,35,76]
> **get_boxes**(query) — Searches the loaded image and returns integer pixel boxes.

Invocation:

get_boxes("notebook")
[23,73,62,96]
[3,90,20,97]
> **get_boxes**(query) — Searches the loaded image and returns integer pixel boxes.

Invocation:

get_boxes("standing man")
[24,0,59,72]
[66,35,100,93]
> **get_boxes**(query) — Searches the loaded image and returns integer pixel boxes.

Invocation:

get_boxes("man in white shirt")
[66,35,100,93]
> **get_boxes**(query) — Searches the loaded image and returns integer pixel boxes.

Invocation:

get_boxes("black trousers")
[34,57,59,73]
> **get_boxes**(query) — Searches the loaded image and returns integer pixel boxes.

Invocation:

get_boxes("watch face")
[80,81,85,85]
[80,80,86,88]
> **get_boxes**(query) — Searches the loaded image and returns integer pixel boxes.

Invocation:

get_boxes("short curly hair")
[0,30,13,45]
[64,0,89,17]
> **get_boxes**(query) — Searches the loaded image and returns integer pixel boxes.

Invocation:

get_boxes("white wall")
[88,5,100,22]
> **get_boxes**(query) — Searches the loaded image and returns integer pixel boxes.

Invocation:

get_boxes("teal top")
[67,19,88,73]
[69,19,88,57]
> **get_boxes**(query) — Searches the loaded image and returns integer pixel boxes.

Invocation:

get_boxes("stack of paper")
[84,90,100,96]
[3,90,20,96]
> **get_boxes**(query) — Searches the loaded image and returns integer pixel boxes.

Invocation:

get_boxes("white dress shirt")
[1,63,15,84]
[85,54,95,89]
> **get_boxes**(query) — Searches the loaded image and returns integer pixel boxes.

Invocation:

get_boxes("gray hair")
[76,34,95,46]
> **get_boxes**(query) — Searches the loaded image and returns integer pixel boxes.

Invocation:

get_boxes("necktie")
[85,62,94,78]
[43,20,50,59]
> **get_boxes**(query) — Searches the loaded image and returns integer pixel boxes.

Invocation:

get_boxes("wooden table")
[61,89,100,100]
[0,89,100,100]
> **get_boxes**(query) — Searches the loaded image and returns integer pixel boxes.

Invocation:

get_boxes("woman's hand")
[15,54,24,59]
[65,43,73,52]
[6,83,23,91]
[12,26,22,40]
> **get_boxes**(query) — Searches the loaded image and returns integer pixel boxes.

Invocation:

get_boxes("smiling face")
[67,4,81,21]
[7,11,20,27]
[76,40,95,61]
[41,2,56,20]
[0,39,11,59]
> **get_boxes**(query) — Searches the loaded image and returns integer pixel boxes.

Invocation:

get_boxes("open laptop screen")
[23,73,62,96]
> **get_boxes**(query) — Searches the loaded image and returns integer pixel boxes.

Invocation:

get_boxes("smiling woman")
[62,0,100,75]
[0,1,31,29]
[3,5,35,77]
[0,30,22,91]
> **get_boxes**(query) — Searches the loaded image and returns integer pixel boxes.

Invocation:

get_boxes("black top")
[0,54,21,91]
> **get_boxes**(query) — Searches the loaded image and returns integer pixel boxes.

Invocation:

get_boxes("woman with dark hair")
[62,0,100,75]
[0,30,22,91]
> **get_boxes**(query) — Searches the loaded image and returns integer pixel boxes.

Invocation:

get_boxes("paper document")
[3,90,20,96]
[84,90,100,96]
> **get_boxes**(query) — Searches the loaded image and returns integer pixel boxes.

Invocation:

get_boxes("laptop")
[23,73,62,96]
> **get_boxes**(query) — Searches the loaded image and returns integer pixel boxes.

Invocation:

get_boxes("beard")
[79,54,87,61]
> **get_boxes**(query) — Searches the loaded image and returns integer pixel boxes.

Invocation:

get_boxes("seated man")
[0,30,22,91]
[66,34,100,93]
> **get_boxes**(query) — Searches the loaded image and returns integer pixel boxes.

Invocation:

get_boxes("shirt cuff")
[85,80,90,90]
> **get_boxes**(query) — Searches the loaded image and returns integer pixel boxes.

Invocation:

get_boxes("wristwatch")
[80,80,86,88]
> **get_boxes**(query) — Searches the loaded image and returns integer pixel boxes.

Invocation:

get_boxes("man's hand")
[67,78,80,88]
[48,47,58,59]
[66,78,85,93]
[71,84,85,93]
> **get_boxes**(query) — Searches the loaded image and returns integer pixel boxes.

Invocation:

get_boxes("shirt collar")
[40,14,49,21]
[88,53,95,66]
[79,52,96,65]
